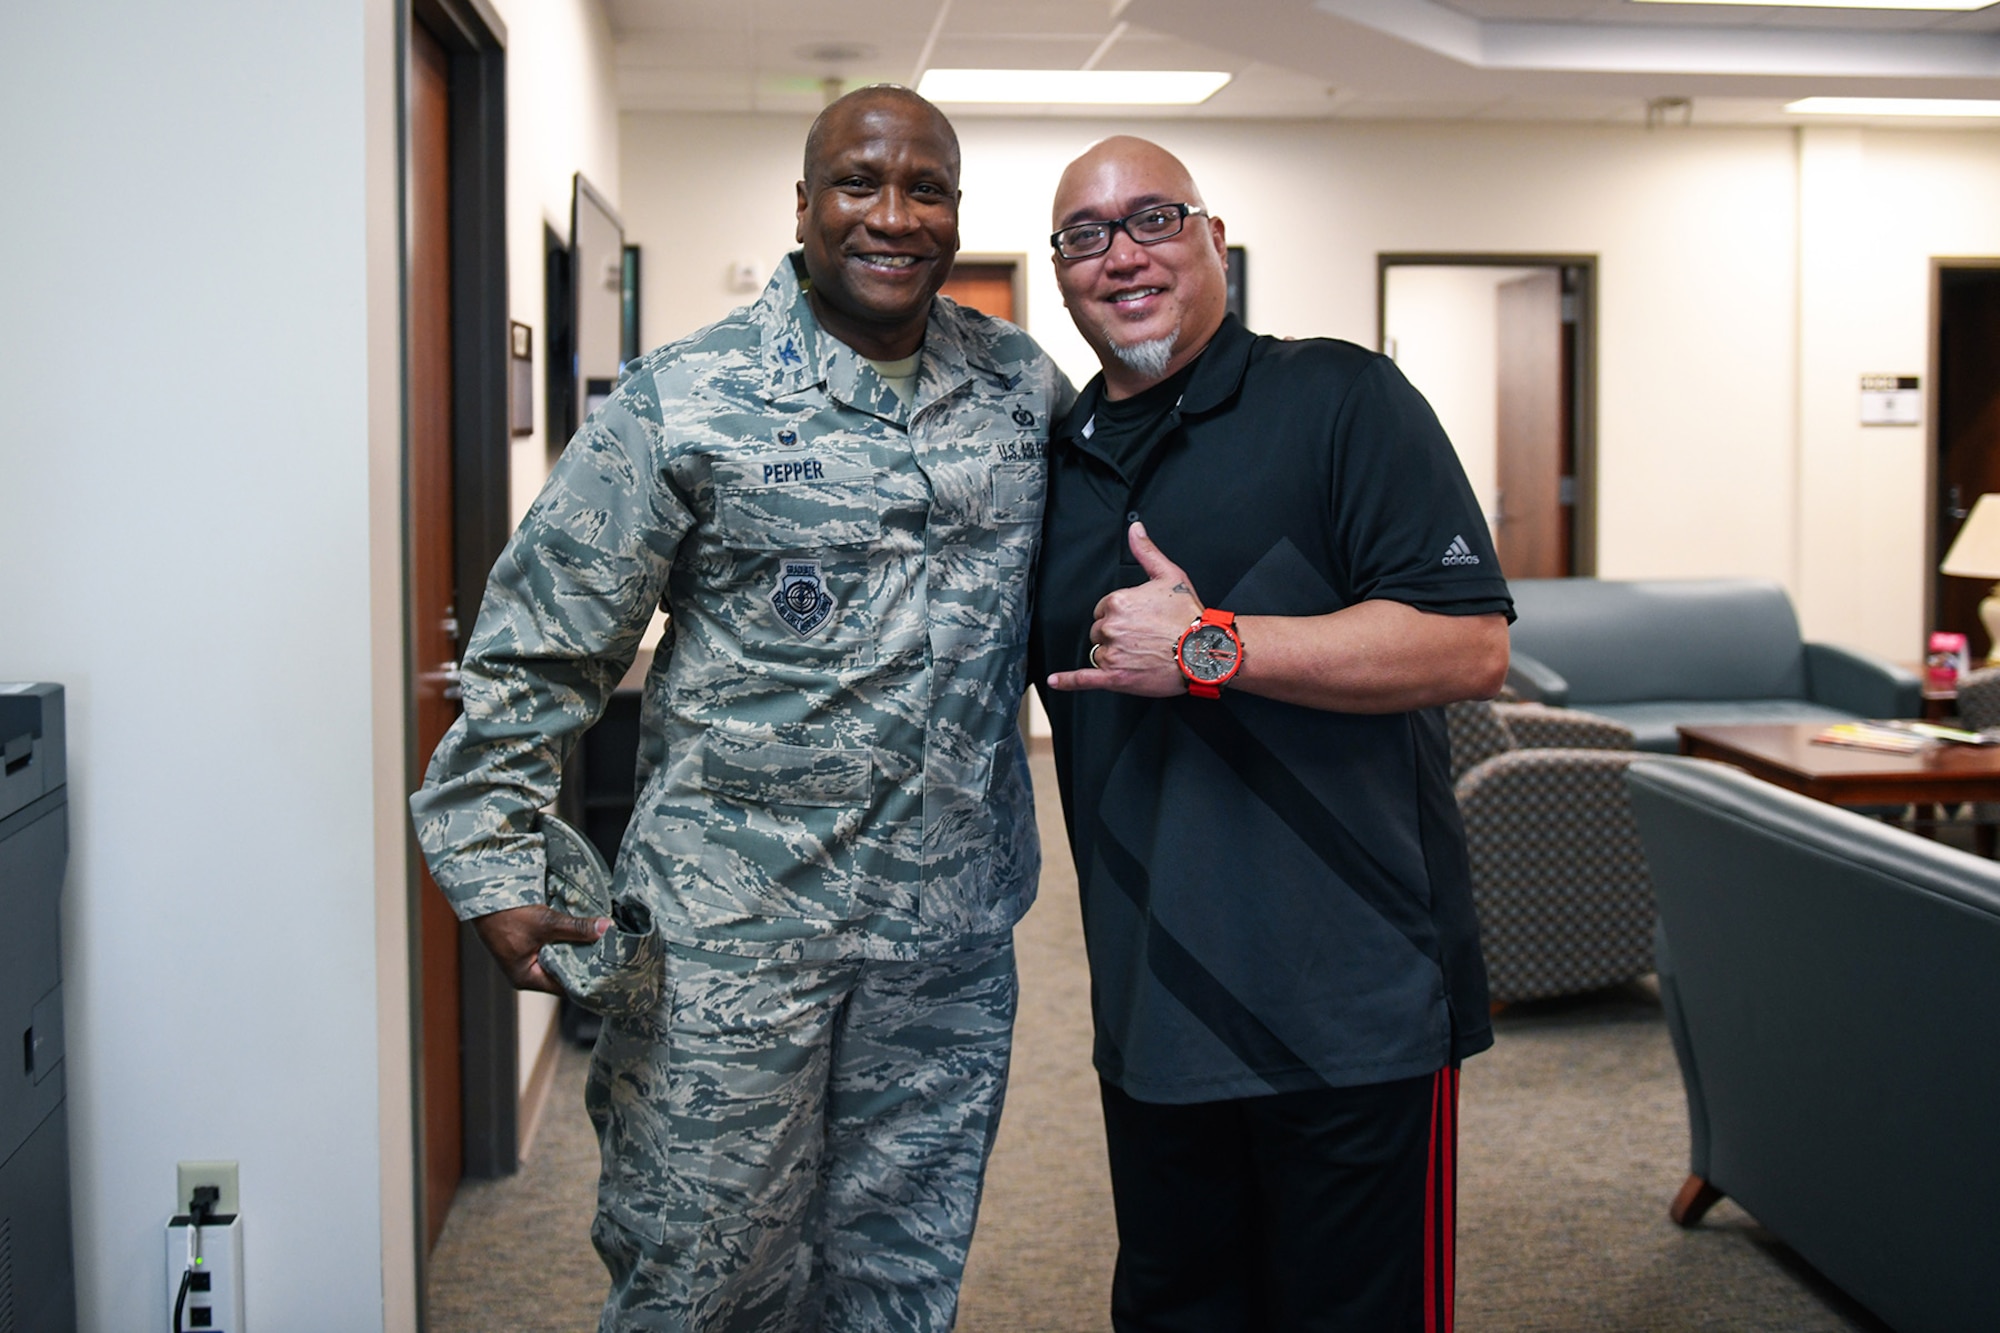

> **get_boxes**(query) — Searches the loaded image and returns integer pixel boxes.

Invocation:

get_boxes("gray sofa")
[1626,758,2000,1333]
[1504,578,1919,752]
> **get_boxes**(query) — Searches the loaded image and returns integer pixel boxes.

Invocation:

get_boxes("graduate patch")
[771,560,835,636]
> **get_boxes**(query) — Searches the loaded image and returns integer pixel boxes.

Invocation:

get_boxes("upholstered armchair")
[1628,758,2000,1331]
[1446,700,1658,1004]
[1955,667,2000,731]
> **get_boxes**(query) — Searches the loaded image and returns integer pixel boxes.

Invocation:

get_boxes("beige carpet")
[426,1040,606,1333]
[428,751,1890,1331]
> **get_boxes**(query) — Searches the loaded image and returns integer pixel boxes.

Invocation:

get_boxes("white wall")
[620,113,2000,660]
[1794,126,2000,657]
[485,0,623,1098]
[496,0,621,524]
[0,1,406,1329]
[365,1,416,1321]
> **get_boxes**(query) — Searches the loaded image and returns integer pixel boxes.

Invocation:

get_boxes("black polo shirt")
[1029,314,1513,1104]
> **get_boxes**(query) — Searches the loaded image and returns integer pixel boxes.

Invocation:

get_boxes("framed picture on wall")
[1226,246,1247,324]
[509,321,533,437]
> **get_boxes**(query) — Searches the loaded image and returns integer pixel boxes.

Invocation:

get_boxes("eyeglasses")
[1050,203,1208,261]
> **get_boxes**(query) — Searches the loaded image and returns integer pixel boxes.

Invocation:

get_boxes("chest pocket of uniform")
[991,461,1044,526]
[713,460,883,550]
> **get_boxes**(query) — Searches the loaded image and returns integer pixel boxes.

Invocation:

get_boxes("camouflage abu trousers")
[587,937,1018,1332]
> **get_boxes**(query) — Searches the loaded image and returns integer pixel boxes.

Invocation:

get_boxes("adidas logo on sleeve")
[1441,535,1481,567]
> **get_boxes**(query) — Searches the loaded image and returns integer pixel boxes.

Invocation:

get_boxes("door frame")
[1925,256,2000,647]
[1376,253,1600,577]
[401,0,513,1300]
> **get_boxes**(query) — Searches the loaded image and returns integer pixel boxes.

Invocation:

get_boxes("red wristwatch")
[1175,608,1244,698]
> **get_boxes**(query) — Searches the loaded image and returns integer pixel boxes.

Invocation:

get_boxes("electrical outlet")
[177,1160,239,1216]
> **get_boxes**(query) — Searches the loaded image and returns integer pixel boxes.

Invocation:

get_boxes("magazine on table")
[1811,720,2000,753]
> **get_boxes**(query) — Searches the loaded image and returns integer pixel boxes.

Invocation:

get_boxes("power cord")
[172,1185,220,1333]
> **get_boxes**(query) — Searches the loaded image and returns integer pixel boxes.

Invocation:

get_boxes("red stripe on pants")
[1423,1067,1459,1333]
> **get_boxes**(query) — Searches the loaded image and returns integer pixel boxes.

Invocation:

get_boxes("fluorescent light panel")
[916,69,1231,105]
[1632,0,1993,9]
[1787,96,2000,115]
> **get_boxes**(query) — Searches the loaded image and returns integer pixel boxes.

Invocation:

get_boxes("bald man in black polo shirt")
[1030,136,1513,1332]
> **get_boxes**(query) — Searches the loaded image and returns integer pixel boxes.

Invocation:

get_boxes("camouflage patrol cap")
[536,814,666,1018]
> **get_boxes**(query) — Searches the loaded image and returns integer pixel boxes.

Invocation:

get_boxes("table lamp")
[1939,492,2000,664]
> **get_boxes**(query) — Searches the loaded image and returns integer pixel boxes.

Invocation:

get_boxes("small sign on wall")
[1860,374,1920,426]
[509,321,534,437]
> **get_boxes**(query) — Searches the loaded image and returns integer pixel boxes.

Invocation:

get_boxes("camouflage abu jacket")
[411,255,1073,961]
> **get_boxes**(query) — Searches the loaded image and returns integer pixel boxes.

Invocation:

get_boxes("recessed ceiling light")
[1786,96,2000,115]
[1632,0,1994,9]
[916,69,1231,106]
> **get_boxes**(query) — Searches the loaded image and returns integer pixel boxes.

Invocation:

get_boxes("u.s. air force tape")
[535,813,665,1019]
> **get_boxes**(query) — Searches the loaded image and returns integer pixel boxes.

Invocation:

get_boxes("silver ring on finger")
[1088,642,1103,670]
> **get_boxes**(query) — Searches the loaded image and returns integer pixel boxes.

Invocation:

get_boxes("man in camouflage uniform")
[411,86,1070,1331]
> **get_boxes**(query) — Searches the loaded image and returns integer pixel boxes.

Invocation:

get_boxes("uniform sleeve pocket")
[991,461,1044,525]
[701,727,873,807]
[538,896,666,1020]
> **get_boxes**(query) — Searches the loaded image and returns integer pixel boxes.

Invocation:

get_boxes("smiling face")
[795,89,962,361]
[1050,136,1229,398]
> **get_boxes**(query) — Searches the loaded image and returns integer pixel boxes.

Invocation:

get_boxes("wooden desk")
[1677,723,2000,856]
[1677,723,2000,805]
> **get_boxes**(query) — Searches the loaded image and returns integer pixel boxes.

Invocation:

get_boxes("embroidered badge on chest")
[771,560,835,637]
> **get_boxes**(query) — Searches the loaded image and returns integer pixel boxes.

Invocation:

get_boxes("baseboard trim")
[516,1005,564,1162]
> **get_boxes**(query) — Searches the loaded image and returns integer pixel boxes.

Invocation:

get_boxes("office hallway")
[426,750,1889,1332]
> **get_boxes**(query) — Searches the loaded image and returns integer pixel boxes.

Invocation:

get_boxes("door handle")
[420,660,463,701]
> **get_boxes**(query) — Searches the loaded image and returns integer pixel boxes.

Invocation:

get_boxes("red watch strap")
[1178,607,1242,698]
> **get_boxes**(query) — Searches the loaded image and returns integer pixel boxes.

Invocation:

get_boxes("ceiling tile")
[749,0,917,32]
[947,0,1118,36]
[618,30,757,68]
[609,0,2000,126]
[923,35,1106,68]
[1090,30,1253,70]
[1443,0,1994,28]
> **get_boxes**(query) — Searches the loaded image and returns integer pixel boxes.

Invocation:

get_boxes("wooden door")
[1495,271,1568,579]
[409,18,463,1253]
[1933,265,2000,658]
[939,262,1016,322]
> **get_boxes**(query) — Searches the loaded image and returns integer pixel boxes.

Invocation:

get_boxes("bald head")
[1052,136,1203,231]
[1049,136,1229,397]
[805,85,960,191]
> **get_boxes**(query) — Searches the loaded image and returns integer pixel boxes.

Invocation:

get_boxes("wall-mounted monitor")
[547,173,626,455]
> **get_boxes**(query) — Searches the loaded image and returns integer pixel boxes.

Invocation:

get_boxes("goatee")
[1104,333,1176,382]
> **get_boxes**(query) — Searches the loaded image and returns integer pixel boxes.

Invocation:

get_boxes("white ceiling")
[609,0,2000,125]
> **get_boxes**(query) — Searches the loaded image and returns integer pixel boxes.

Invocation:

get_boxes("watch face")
[1179,624,1241,683]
